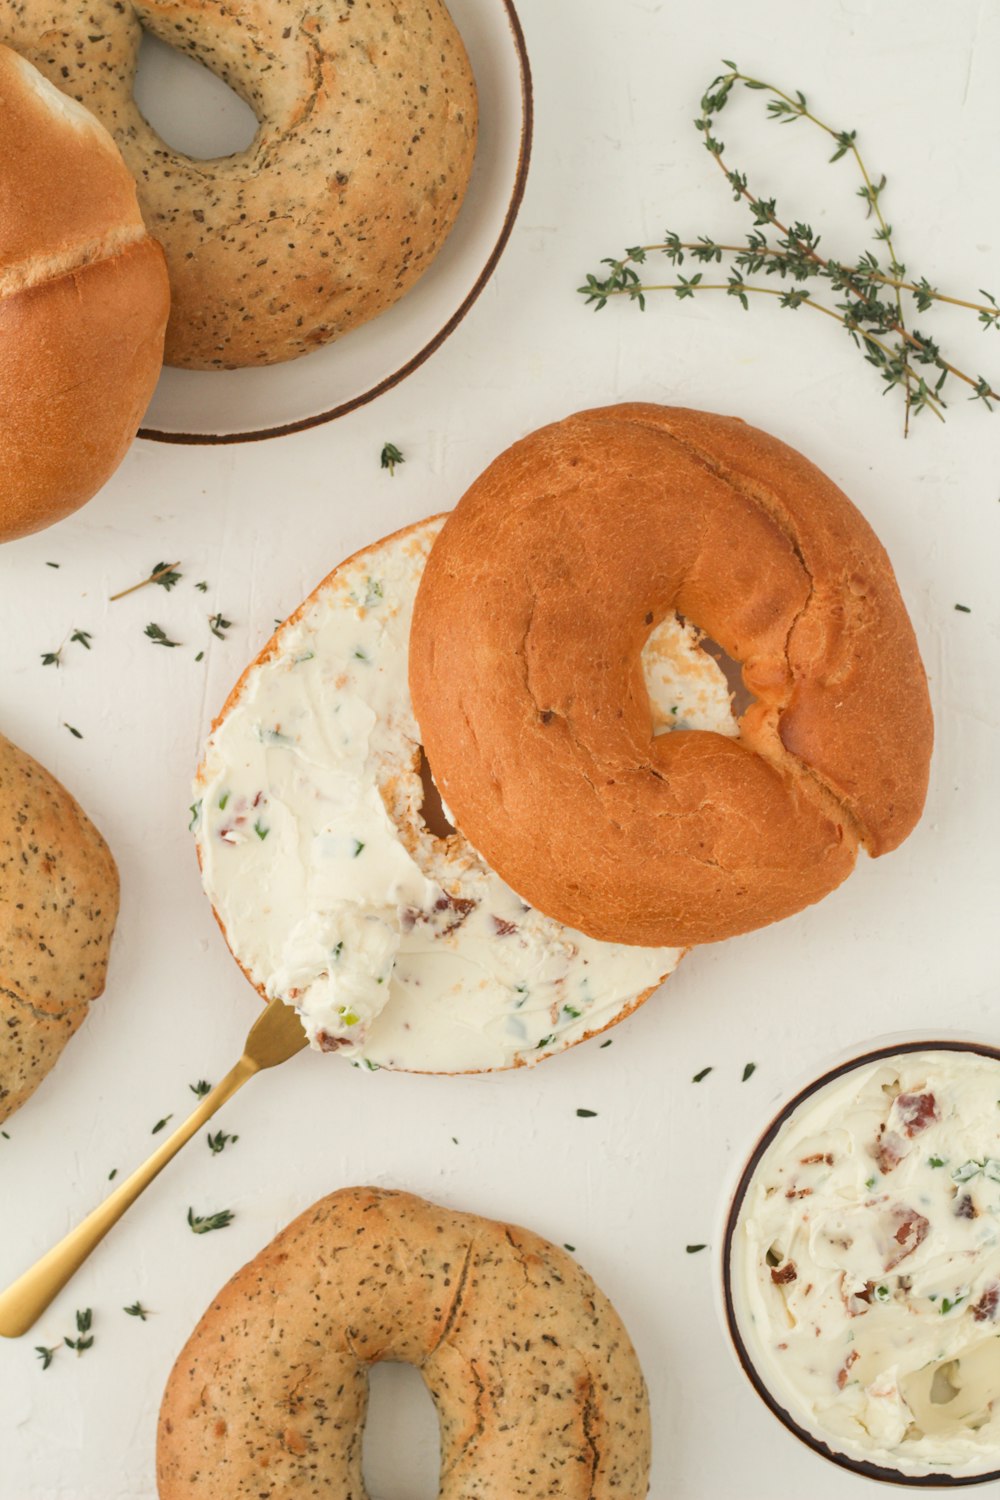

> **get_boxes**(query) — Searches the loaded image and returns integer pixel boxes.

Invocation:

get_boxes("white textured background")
[1,1,999,1496]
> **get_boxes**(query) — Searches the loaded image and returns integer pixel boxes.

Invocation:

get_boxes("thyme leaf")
[207,1129,237,1154]
[145,623,181,648]
[64,1308,94,1354]
[187,1206,234,1235]
[380,441,405,475]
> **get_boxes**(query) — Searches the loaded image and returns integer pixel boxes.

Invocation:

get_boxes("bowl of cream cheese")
[721,1039,1000,1486]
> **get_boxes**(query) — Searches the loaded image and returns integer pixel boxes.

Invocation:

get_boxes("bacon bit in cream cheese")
[731,1050,1000,1480]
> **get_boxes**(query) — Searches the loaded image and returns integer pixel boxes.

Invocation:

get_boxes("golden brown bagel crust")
[5,0,478,369]
[0,44,168,541]
[409,404,933,948]
[0,734,119,1124]
[157,1187,651,1499]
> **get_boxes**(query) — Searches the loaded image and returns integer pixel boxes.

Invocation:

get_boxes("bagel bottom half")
[157,1187,652,1499]
[193,517,737,1073]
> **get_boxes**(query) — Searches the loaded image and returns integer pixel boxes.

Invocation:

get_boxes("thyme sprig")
[579,64,999,433]
[110,561,182,601]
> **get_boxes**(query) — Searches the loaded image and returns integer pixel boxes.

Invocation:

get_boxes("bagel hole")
[642,613,754,735]
[418,747,456,839]
[134,31,259,159]
[362,1361,441,1499]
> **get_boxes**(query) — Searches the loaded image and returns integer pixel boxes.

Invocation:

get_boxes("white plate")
[137,0,531,444]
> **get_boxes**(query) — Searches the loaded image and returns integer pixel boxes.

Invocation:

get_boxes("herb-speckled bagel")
[0,734,119,1124]
[157,1186,652,1498]
[410,403,934,948]
[5,0,478,369]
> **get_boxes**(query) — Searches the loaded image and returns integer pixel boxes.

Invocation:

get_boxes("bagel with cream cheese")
[0,44,168,541]
[409,404,934,948]
[192,518,736,1071]
[157,1186,652,1499]
[6,1,478,369]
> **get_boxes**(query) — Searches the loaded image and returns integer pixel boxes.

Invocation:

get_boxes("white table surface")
[2,1,999,1496]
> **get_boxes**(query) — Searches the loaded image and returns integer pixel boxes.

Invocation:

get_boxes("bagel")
[0,733,119,1124]
[0,44,168,541]
[6,1,478,369]
[409,404,934,948]
[157,1186,652,1499]
[192,518,735,1071]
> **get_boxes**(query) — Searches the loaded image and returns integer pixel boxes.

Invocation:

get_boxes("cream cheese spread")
[730,1049,1000,1479]
[193,517,736,1073]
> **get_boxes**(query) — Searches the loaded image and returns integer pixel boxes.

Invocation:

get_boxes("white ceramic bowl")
[718,1034,1000,1489]
[135,0,532,443]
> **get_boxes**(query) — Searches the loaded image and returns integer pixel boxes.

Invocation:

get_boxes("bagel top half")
[409,404,934,949]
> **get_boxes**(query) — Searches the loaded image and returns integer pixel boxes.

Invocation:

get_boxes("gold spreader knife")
[0,998,308,1338]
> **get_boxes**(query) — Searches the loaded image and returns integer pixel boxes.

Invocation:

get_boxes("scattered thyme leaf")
[380,441,405,475]
[151,1115,172,1134]
[41,648,62,667]
[600,1039,613,1048]
[65,1308,94,1354]
[195,581,208,593]
[693,1065,714,1082]
[187,1206,234,1235]
[35,1346,57,1369]
[1,1130,9,1140]
[63,723,83,739]
[564,1244,576,1253]
[954,603,971,613]
[108,1168,117,1180]
[45,561,60,569]
[742,1062,757,1081]
[576,1108,598,1118]
[195,650,204,662]
[111,561,182,601]
[351,838,365,857]
[145,622,180,648]
[207,1129,237,1154]
[189,1080,212,1098]
[70,629,92,650]
[686,1243,708,1254]
[254,819,269,840]
[208,613,232,640]
[123,1302,149,1320]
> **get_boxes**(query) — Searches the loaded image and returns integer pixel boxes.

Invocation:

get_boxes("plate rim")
[136,0,534,447]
